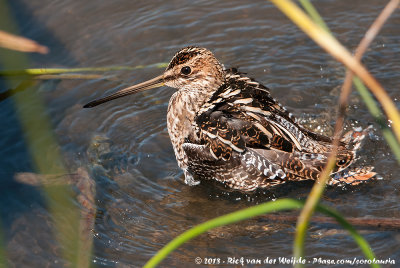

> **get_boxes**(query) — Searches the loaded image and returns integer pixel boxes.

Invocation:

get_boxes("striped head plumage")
[164,46,225,95]
[84,46,377,192]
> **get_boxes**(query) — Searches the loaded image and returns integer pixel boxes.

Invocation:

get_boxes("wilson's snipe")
[84,46,376,192]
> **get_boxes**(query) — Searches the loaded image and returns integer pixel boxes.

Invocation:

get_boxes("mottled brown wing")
[196,107,279,160]
[194,70,301,161]
[188,70,374,187]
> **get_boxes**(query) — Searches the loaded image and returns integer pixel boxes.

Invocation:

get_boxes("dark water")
[1,0,400,267]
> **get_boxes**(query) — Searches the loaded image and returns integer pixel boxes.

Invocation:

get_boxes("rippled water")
[1,0,400,267]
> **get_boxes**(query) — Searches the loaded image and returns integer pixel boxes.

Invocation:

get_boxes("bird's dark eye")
[181,66,191,75]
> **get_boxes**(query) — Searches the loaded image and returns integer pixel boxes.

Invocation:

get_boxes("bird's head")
[83,46,225,108]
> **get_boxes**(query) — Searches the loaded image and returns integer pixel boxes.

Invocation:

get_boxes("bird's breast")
[167,91,201,169]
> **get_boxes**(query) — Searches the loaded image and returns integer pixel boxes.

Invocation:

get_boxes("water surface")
[1,0,400,267]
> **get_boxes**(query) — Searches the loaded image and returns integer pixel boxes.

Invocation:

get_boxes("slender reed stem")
[277,0,399,266]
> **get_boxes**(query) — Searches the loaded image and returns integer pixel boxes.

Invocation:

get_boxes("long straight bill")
[83,74,164,108]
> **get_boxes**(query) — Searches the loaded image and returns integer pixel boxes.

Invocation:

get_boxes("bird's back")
[183,68,375,191]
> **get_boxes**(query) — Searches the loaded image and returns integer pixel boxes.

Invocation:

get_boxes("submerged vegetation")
[0,0,399,267]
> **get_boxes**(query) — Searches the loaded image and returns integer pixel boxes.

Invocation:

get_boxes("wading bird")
[84,46,375,192]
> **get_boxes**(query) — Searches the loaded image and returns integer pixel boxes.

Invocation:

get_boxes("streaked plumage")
[84,46,376,192]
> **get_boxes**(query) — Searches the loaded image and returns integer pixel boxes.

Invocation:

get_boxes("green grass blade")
[298,0,331,33]
[316,204,379,268]
[144,199,377,268]
[293,156,336,265]
[353,76,400,162]
[144,199,303,268]
[0,62,168,76]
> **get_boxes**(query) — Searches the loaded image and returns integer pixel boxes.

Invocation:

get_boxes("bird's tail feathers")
[329,166,377,186]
